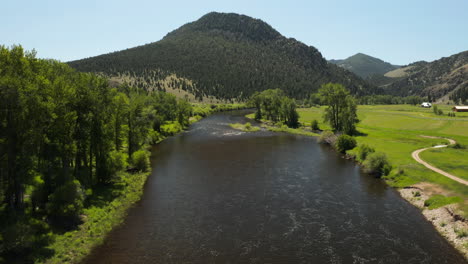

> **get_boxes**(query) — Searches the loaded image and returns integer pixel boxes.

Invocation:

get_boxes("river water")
[83,111,465,263]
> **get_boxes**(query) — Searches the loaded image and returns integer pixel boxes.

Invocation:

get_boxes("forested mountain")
[380,51,468,103]
[329,53,400,78]
[69,12,375,101]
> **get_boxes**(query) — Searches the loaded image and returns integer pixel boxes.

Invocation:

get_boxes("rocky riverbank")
[399,183,467,260]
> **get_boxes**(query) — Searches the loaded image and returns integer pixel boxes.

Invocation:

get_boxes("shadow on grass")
[354,130,368,137]
[84,181,126,208]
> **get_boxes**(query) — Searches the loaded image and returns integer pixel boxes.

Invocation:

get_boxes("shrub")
[311,119,319,131]
[46,180,84,226]
[245,122,252,130]
[335,134,357,153]
[356,144,375,161]
[363,152,391,177]
[146,129,163,144]
[108,150,129,176]
[450,143,465,149]
[130,150,150,172]
[455,228,467,238]
[160,122,183,136]
[318,131,337,145]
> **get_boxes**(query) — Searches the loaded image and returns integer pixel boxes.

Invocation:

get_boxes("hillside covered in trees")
[329,53,400,78]
[373,51,468,103]
[68,12,376,101]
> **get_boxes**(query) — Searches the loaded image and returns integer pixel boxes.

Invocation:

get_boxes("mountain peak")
[330,53,400,78]
[165,12,282,42]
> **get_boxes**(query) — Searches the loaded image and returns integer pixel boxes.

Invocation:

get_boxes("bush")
[335,134,357,153]
[108,150,129,176]
[130,150,150,172]
[450,143,465,149]
[245,122,252,130]
[363,152,391,177]
[356,144,375,161]
[318,131,337,145]
[146,129,163,144]
[455,228,467,238]
[46,180,84,226]
[311,119,319,131]
[160,122,183,136]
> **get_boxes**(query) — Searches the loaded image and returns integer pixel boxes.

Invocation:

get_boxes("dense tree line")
[69,12,376,101]
[0,46,193,256]
[450,86,468,105]
[250,89,299,128]
[356,94,428,105]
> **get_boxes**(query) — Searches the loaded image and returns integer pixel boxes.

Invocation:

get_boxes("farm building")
[452,106,468,112]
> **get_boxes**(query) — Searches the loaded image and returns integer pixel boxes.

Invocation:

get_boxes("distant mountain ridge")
[68,12,375,101]
[380,51,468,102]
[329,53,400,78]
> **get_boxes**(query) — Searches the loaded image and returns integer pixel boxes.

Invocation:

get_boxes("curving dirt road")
[411,136,468,186]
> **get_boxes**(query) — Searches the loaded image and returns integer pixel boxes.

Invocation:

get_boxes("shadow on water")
[82,110,466,264]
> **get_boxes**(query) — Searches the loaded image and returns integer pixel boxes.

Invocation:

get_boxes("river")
[83,111,465,263]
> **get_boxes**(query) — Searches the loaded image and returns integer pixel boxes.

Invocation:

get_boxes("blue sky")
[2,0,467,65]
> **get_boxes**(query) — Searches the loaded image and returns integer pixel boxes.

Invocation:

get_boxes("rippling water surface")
[84,111,465,264]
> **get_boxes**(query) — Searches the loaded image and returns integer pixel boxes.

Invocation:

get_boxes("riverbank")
[39,171,150,264]
[34,105,248,264]
[246,105,468,259]
[399,183,468,259]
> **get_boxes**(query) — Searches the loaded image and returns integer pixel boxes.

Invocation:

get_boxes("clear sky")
[2,0,467,65]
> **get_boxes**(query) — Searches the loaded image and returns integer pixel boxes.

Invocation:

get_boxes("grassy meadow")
[261,104,468,215]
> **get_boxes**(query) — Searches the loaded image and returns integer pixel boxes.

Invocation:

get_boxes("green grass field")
[293,105,468,215]
[420,147,468,181]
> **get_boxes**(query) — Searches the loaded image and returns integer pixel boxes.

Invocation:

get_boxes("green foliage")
[46,180,84,226]
[38,172,150,264]
[68,12,373,101]
[335,135,357,153]
[455,228,467,238]
[177,99,193,128]
[130,150,150,172]
[319,83,359,135]
[108,151,129,177]
[356,144,375,161]
[432,105,444,116]
[423,195,462,210]
[363,152,392,177]
[160,122,183,136]
[311,119,320,131]
[318,131,337,145]
[0,45,195,261]
[450,143,465,149]
[250,89,300,128]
